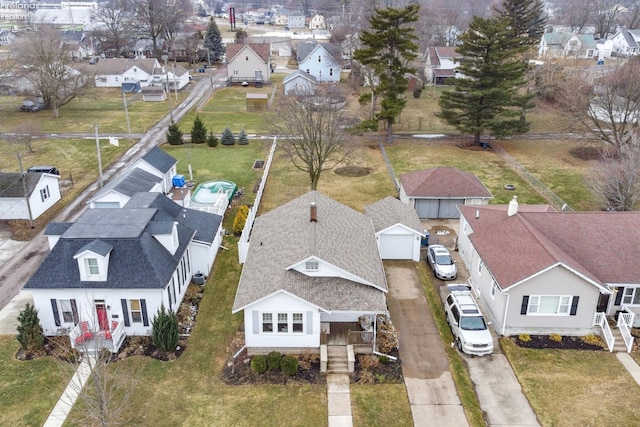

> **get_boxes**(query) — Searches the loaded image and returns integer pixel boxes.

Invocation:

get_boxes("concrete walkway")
[385,261,469,426]
[327,373,352,427]
[43,356,94,427]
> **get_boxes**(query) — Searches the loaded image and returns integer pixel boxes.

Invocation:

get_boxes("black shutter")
[121,299,130,326]
[50,299,61,326]
[70,299,79,325]
[520,296,529,315]
[141,299,149,326]
[615,287,624,305]
[570,296,579,316]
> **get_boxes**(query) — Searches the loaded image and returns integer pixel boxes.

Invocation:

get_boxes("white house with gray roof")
[232,191,388,355]
[0,172,61,220]
[610,29,640,57]
[296,39,342,83]
[365,196,425,262]
[25,192,223,353]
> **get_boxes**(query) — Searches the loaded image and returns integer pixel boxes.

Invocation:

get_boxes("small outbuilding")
[246,93,268,112]
[141,86,166,102]
[399,167,493,219]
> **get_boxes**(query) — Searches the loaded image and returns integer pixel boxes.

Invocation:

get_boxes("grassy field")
[0,89,188,134]
[502,339,640,426]
[0,336,72,426]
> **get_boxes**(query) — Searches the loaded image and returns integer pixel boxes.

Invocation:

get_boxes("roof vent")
[310,202,317,222]
[507,196,518,217]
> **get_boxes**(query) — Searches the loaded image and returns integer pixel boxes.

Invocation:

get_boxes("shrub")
[220,126,236,145]
[232,204,250,235]
[250,355,267,374]
[190,115,207,144]
[266,351,282,371]
[297,350,318,370]
[16,303,44,351]
[413,88,422,98]
[518,333,531,342]
[357,369,375,385]
[549,333,563,342]
[376,314,399,353]
[358,354,379,370]
[582,334,603,346]
[166,123,184,145]
[237,128,249,145]
[206,132,218,147]
[151,305,179,352]
[280,355,299,375]
[379,354,390,365]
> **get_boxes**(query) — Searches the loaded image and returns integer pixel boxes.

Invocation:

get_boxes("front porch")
[320,322,374,348]
[69,320,126,353]
[593,311,635,353]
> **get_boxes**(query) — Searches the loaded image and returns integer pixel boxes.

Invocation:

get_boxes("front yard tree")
[437,16,531,145]
[496,0,547,51]
[204,17,225,63]
[16,303,44,352]
[587,140,640,211]
[92,0,133,56]
[353,4,420,144]
[14,27,94,118]
[167,122,184,145]
[191,115,207,144]
[132,0,166,55]
[270,91,351,190]
[151,305,179,352]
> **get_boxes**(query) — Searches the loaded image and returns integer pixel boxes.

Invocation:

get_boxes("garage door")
[379,234,414,259]
[415,199,439,219]
[94,202,121,209]
[438,199,464,218]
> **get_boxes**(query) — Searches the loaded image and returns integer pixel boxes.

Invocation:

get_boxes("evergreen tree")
[16,303,44,352]
[191,115,207,144]
[166,122,184,145]
[437,16,532,145]
[353,5,420,144]
[220,126,236,145]
[496,0,548,50]
[197,4,207,18]
[206,132,218,147]
[151,305,179,352]
[237,128,249,145]
[204,17,225,63]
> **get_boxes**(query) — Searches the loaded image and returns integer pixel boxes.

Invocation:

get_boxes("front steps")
[327,345,349,374]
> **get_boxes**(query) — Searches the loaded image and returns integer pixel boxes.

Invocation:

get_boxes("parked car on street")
[444,284,493,356]
[427,244,457,280]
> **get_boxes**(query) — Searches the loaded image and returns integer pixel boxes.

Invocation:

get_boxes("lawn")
[502,338,640,426]
[0,336,72,426]
[351,384,413,426]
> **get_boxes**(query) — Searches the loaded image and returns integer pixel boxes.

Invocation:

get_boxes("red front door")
[96,303,108,331]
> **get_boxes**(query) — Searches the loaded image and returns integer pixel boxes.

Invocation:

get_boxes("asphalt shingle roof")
[365,196,424,234]
[91,168,161,201]
[400,167,493,198]
[141,146,177,174]
[226,43,270,63]
[0,173,43,197]
[233,191,387,312]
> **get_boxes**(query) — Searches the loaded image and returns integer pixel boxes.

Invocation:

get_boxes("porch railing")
[347,330,373,345]
[593,312,615,352]
[617,310,635,353]
[69,321,127,353]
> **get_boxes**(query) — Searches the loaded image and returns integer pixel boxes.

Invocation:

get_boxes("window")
[40,185,50,202]
[278,313,288,332]
[85,258,99,275]
[477,260,483,275]
[262,313,273,332]
[306,69,310,74]
[130,299,143,323]
[463,221,468,235]
[233,70,238,75]
[306,261,319,271]
[60,300,74,323]
[245,56,249,61]
[490,281,498,300]
[318,54,321,62]
[528,296,571,315]
[622,288,640,305]
[329,68,333,76]
[293,313,303,332]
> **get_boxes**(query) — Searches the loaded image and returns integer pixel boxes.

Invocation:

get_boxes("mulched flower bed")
[511,335,605,351]
[353,350,403,384]
[15,335,79,362]
[220,357,325,385]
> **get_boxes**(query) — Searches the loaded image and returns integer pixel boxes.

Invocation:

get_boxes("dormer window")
[86,258,99,275]
[306,260,319,271]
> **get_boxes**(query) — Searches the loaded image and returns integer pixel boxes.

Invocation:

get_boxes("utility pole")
[162,55,174,123]
[94,124,103,188]
[17,153,34,228]
[122,90,131,138]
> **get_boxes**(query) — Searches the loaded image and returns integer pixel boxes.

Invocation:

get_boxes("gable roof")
[283,69,318,85]
[297,39,341,63]
[399,167,493,198]
[226,43,271,64]
[141,146,177,173]
[459,205,640,289]
[619,29,640,48]
[427,46,463,66]
[92,58,159,76]
[365,196,423,234]
[0,173,54,198]
[90,168,161,202]
[233,191,387,312]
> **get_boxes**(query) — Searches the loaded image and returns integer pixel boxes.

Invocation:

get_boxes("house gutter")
[501,292,510,336]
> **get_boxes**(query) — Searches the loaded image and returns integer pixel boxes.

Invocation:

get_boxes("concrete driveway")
[385,261,469,427]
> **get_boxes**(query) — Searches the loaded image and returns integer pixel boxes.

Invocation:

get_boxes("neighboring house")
[0,172,61,220]
[232,191,388,355]
[0,30,16,46]
[132,146,178,194]
[424,46,463,85]
[308,14,326,30]
[595,39,614,59]
[152,64,190,90]
[457,198,640,343]
[398,167,493,219]
[283,70,318,95]
[226,43,271,85]
[538,32,596,59]
[93,58,160,88]
[87,168,162,209]
[25,191,223,352]
[365,196,424,262]
[297,39,341,83]
[288,14,306,28]
[610,29,640,57]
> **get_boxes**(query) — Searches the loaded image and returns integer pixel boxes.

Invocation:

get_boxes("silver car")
[427,245,457,280]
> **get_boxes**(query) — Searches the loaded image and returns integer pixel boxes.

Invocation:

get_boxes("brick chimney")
[310,202,317,222]
[507,196,518,217]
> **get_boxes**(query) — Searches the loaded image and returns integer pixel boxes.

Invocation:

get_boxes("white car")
[427,245,457,280]
[444,284,493,356]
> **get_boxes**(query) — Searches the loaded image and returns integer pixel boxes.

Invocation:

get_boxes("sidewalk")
[327,373,352,427]
[43,356,94,427]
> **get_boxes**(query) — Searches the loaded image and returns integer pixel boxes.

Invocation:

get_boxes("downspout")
[501,292,510,336]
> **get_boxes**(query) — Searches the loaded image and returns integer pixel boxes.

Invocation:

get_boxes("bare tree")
[270,88,351,190]
[14,27,94,118]
[9,122,41,153]
[132,0,166,55]
[554,0,593,33]
[560,59,640,156]
[592,0,624,38]
[91,0,134,57]
[623,2,640,29]
[587,138,640,211]
[163,0,193,53]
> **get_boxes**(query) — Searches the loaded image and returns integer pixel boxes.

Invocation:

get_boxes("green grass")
[502,338,640,426]
[351,384,413,426]
[0,336,72,426]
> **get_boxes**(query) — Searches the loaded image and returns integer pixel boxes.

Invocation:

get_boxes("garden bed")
[511,334,605,351]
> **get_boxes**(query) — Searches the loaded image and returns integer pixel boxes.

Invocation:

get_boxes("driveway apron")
[385,261,468,427]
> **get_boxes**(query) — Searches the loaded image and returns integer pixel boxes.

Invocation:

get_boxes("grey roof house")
[0,172,61,220]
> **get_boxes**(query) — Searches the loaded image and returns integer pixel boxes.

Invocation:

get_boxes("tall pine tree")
[353,5,419,144]
[191,115,207,144]
[204,17,225,64]
[496,0,548,50]
[437,16,532,145]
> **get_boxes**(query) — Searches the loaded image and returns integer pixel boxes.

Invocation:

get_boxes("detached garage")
[365,196,424,261]
[398,167,493,219]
